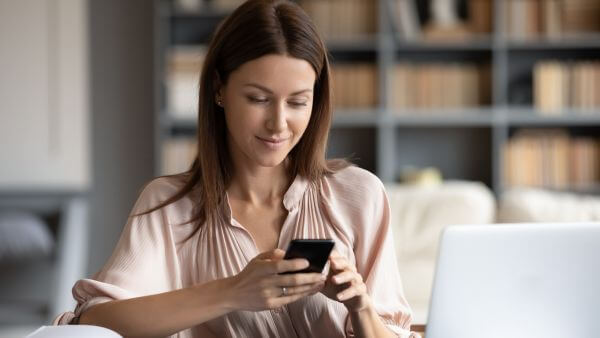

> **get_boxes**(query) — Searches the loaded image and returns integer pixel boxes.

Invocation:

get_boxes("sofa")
[386,181,600,325]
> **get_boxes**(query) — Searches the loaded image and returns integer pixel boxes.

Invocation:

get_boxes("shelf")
[155,0,600,188]
[395,38,494,52]
[333,109,379,126]
[387,108,495,127]
[505,35,600,51]
[505,108,600,126]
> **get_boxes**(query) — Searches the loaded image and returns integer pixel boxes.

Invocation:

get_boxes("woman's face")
[219,54,316,170]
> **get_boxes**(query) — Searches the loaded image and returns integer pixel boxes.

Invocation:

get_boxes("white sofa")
[386,181,600,324]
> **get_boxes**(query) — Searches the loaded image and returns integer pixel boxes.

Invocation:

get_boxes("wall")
[88,0,155,273]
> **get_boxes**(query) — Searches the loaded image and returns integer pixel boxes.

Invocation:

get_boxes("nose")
[266,100,287,132]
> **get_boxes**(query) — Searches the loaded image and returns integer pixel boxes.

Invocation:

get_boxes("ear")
[214,72,224,107]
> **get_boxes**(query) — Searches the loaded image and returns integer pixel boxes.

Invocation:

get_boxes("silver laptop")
[426,223,600,338]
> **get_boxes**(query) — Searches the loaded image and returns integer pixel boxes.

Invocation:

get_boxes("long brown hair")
[137,0,347,226]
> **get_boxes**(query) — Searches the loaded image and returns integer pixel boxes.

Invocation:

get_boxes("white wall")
[0,0,90,191]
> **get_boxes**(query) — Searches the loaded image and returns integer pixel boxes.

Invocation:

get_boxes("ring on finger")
[281,286,288,297]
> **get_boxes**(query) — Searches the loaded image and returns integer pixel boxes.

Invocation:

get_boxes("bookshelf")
[154,0,600,195]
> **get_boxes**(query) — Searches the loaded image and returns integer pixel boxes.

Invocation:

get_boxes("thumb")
[254,249,285,261]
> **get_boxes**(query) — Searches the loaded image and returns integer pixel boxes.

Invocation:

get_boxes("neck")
[227,160,292,207]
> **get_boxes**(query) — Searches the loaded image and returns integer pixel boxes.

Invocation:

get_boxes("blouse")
[54,166,419,337]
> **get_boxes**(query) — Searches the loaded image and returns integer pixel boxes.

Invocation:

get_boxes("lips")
[256,136,289,149]
[257,136,287,143]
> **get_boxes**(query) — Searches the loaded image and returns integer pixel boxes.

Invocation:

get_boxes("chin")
[255,153,289,168]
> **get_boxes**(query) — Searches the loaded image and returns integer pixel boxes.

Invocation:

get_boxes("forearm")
[79,277,235,337]
[348,300,396,338]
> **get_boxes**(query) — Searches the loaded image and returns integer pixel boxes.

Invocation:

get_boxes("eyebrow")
[243,83,312,95]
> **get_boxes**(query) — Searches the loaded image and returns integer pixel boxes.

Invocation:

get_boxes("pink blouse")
[54,166,418,337]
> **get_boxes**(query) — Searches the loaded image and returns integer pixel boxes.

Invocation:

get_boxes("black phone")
[281,239,335,274]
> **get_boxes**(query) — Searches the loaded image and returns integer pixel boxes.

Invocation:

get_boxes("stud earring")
[216,98,223,107]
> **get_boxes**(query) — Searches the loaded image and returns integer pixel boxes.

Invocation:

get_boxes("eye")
[288,101,308,108]
[247,96,268,104]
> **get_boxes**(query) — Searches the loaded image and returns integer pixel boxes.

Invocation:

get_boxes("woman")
[55,0,418,337]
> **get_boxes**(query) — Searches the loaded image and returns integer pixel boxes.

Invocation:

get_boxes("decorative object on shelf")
[393,0,421,40]
[398,166,443,186]
[423,0,471,41]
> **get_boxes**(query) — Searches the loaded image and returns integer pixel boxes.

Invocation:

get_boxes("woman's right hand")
[224,249,326,311]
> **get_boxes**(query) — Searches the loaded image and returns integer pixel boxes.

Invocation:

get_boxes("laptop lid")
[426,223,600,338]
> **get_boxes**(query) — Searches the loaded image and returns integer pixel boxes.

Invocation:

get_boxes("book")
[504,129,600,189]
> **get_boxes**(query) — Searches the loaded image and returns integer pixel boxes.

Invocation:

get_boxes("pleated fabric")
[54,166,418,338]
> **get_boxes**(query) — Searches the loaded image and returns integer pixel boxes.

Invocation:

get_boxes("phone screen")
[281,239,335,274]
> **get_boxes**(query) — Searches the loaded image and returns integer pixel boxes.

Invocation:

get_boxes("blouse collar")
[222,175,309,224]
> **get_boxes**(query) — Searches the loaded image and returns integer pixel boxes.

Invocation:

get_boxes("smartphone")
[281,239,335,274]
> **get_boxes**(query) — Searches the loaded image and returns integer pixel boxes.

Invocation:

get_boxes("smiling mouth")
[257,136,288,144]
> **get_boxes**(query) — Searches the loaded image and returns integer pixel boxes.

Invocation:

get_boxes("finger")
[329,249,342,259]
[274,258,310,274]
[329,256,357,273]
[254,249,281,261]
[270,249,285,260]
[275,272,325,286]
[329,257,351,271]
[282,282,325,296]
[331,270,356,285]
[337,283,367,301]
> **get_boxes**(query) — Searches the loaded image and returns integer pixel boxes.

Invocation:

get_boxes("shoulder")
[321,165,385,197]
[318,166,387,213]
[136,176,185,205]
[131,175,192,222]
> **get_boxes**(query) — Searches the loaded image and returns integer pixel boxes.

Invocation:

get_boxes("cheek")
[290,111,312,138]
[225,105,262,134]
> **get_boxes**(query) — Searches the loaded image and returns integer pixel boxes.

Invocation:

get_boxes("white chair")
[386,181,496,324]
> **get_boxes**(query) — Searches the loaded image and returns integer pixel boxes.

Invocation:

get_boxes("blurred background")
[1,0,599,336]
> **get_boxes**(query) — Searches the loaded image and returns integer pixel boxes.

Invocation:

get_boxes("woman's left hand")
[321,250,371,312]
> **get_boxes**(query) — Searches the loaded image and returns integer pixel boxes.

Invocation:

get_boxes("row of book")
[332,64,378,109]
[534,61,600,114]
[163,48,599,115]
[505,0,600,40]
[391,63,491,109]
[504,129,600,189]
[299,0,377,40]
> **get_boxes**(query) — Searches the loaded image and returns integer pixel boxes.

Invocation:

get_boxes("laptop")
[426,223,600,338]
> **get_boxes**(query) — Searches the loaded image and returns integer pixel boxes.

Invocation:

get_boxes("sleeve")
[53,178,184,325]
[323,168,420,338]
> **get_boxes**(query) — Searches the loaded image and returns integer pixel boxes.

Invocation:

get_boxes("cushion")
[386,181,496,324]
[0,211,54,262]
[498,188,600,223]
